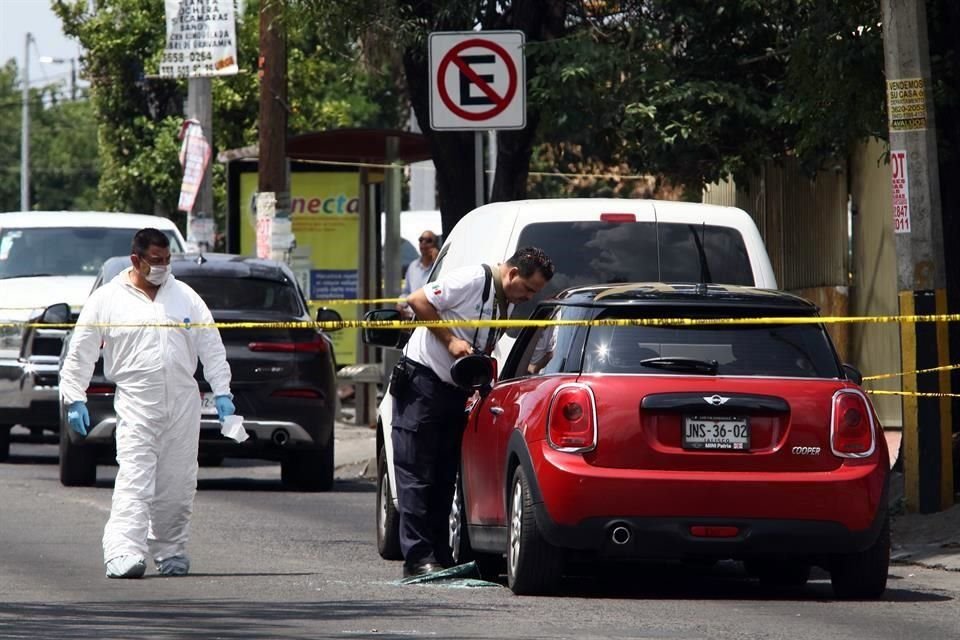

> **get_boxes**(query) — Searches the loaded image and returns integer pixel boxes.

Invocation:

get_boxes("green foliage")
[0,58,101,212]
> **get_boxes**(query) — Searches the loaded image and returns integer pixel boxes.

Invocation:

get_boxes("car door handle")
[489,406,504,416]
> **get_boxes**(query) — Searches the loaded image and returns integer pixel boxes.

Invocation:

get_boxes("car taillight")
[547,384,597,453]
[86,384,115,395]
[830,389,876,458]
[271,389,320,399]
[600,213,636,223]
[248,334,327,353]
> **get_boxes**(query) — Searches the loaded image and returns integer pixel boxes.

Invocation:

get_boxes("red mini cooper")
[452,283,889,598]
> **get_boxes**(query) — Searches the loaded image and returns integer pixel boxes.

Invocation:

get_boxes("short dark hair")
[506,246,554,281]
[132,228,170,256]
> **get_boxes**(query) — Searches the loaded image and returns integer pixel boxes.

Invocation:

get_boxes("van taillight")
[600,213,636,223]
[547,384,597,452]
[86,384,115,395]
[830,389,876,457]
[248,334,327,353]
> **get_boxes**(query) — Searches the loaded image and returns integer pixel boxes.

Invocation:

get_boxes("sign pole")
[474,130,484,208]
[882,0,952,513]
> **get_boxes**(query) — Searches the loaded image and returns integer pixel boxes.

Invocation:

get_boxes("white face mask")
[144,264,169,286]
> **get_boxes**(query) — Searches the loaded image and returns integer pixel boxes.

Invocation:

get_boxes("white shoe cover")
[157,555,190,576]
[105,555,146,579]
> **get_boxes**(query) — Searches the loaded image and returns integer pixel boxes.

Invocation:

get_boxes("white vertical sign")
[160,0,239,78]
[891,149,911,234]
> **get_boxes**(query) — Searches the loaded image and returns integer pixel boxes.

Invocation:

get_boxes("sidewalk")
[333,412,960,572]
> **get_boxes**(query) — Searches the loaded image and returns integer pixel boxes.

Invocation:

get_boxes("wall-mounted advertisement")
[230,164,360,364]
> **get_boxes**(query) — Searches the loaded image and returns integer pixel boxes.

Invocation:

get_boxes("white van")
[372,198,776,559]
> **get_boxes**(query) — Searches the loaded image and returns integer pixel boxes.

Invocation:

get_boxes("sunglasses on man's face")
[419,237,435,244]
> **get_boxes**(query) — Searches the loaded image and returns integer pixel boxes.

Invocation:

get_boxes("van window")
[510,221,754,324]
[0,227,184,279]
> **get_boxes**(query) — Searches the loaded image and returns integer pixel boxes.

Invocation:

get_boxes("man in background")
[397,230,439,318]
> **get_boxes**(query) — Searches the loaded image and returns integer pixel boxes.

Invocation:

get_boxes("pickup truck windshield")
[0,227,183,279]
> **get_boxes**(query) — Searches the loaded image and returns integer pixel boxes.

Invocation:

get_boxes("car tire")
[281,441,334,492]
[507,466,563,595]
[59,431,97,487]
[449,472,505,580]
[0,425,10,462]
[744,558,811,587]
[830,515,890,600]
[376,443,403,560]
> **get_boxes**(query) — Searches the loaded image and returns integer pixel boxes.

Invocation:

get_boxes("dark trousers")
[391,358,469,567]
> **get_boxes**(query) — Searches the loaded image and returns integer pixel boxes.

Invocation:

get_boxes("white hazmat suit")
[59,267,231,567]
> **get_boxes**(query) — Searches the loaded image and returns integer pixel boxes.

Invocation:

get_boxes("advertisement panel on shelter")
[238,171,359,364]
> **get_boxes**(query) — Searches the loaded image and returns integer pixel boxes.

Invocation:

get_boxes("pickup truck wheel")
[59,431,97,486]
[0,425,10,462]
[377,443,402,560]
[281,441,334,492]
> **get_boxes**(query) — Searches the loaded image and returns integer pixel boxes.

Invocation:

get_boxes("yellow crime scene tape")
[309,297,405,305]
[4,307,960,398]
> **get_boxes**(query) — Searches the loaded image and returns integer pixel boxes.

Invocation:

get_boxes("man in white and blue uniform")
[393,247,554,578]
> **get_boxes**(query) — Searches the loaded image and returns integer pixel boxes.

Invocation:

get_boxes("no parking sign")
[429,31,526,131]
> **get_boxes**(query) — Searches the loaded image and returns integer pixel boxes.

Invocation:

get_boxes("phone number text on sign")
[891,150,911,234]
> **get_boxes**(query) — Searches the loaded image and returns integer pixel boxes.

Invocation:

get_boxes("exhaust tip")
[611,525,631,545]
[272,429,290,446]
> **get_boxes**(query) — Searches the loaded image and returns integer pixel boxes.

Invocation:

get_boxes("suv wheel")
[376,443,402,560]
[0,425,10,462]
[281,441,334,492]
[507,466,563,595]
[59,431,97,486]
[830,515,890,599]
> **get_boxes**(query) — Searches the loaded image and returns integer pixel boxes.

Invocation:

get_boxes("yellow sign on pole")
[886,77,927,132]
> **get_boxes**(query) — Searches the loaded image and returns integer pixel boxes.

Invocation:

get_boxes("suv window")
[509,221,754,325]
[582,311,840,378]
[0,227,183,279]
[179,276,303,315]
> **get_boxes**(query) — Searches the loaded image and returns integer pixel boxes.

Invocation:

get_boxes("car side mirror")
[41,302,71,324]
[315,307,343,332]
[362,308,410,350]
[841,363,863,385]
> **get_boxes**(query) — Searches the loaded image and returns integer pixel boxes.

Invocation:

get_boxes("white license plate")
[683,416,750,451]
[200,392,218,415]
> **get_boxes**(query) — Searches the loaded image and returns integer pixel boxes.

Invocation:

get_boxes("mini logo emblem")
[703,394,730,406]
[792,446,821,456]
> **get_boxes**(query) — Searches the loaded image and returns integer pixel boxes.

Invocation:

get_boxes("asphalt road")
[2,437,960,640]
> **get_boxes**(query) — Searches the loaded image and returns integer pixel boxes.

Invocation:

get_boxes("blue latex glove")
[215,395,235,422]
[66,401,90,436]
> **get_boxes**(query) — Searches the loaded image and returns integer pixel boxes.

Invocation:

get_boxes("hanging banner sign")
[160,0,239,78]
[177,119,211,213]
[890,149,911,234]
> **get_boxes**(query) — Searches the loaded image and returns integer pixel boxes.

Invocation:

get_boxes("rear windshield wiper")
[640,356,719,375]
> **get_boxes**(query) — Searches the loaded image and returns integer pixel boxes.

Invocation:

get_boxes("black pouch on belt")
[388,359,409,398]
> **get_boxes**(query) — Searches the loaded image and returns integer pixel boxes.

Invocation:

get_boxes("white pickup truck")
[0,211,187,460]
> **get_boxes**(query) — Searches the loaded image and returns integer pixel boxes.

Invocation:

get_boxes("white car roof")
[0,210,181,230]
[465,198,751,223]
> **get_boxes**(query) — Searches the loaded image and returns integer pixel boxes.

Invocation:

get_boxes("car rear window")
[179,276,302,315]
[582,312,841,378]
[510,221,754,324]
[0,227,183,279]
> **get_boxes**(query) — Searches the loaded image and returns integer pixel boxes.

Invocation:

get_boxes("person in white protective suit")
[59,228,235,579]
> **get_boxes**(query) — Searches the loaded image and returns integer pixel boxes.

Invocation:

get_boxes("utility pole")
[256,0,289,260]
[882,0,953,513]
[20,32,32,211]
[186,77,214,249]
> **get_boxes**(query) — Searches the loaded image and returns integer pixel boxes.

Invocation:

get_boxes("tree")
[0,58,101,212]
[53,0,405,228]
